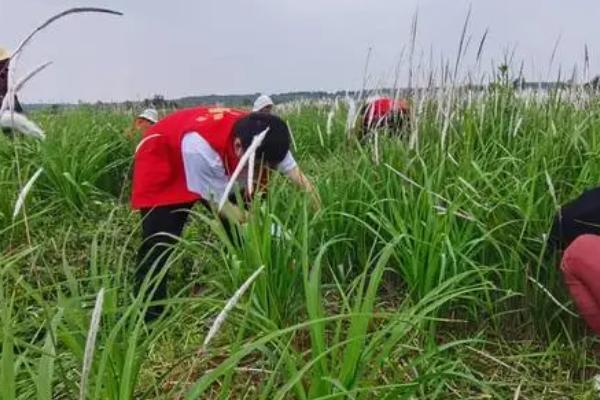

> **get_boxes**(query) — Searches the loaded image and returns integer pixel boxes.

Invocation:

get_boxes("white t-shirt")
[181,131,297,202]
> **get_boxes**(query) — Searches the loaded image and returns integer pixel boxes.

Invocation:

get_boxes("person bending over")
[549,187,600,336]
[356,96,410,142]
[253,94,274,114]
[127,108,158,140]
[131,106,318,320]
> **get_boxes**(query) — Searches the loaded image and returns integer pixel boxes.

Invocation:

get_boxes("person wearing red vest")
[126,108,158,141]
[132,106,317,321]
[357,96,409,142]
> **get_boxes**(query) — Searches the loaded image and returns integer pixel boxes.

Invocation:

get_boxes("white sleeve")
[276,151,297,176]
[181,132,229,202]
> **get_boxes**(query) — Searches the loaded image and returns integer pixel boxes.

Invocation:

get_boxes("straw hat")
[0,47,10,62]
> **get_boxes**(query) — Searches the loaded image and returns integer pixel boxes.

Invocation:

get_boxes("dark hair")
[233,112,290,166]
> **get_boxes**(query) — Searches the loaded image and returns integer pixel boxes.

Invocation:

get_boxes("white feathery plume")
[287,122,297,151]
[13,167,43,219]
[326,108,335,136]
[11,8,123,61]
[79,288,105,400]
[4,8,122,114]
[218,127,269,211]
[14,61,53,92]
[512,116,523,138]
[0,113,45,139]
[512,382,522,400]
[246,143,256,197]
[545,170,558,210]
[373,129,380,165]
[2,7,122,138]
[201,266,265,352]
[366,102,376,128]
[7,8,123,100]
[409,93,426,151]
[317,125,324,147]
[594,374,600,395]
[345,96,357,136]
[0,61,53,115]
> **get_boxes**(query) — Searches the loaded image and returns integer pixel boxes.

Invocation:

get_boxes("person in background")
[549,187,600,337]
[131,106,318,321]
[253,94,274,113]
[0,46,43,138]
[127,108,158,140]
[0,47,24,114]
[356,96,410,142]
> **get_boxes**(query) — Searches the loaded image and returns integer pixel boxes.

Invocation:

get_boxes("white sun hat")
[137,108,158,124]
[252,94,274,112]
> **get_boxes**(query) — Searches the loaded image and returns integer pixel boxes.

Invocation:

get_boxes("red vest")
[363,97,409,126]
[131,106,248,209]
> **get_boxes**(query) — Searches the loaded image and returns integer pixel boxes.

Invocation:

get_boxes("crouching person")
[127,108,158,140]
[548,187,600,336]
[131,107,318,321]
[356,96,410,142]
[0,46,45,139]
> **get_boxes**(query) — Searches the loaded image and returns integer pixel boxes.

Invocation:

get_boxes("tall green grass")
[1,88,599,398]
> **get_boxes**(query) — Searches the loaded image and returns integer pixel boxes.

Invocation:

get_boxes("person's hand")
[287,167,320,212]
[309,189,321,212]
[218,201,248,224]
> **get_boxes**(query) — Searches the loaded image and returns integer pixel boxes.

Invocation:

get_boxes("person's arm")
[286,166,320,210]
[182,132,248,224]
[277,151,320,210]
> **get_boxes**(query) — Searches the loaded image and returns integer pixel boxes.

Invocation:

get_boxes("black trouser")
[135,202,194,320]
[135,199,239,321]
[548,187,600,252]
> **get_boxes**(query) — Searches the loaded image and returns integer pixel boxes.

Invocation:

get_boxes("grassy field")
[2,85,600,399]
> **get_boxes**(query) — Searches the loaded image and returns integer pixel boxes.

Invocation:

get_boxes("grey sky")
[1,0,599,103]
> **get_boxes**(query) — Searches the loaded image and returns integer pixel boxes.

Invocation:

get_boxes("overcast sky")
[1,0,599,103]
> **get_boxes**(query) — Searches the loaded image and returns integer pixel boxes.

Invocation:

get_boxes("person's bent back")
[357,96,409,142]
